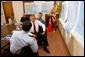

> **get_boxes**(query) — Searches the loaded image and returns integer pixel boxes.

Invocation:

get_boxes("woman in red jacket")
[47,12,57,32]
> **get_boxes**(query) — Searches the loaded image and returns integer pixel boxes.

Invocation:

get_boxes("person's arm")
[10,32,18,54]
[28,32,33,36]
[28,32,37,38]
[29,37,38,53]
[37,20,45,32]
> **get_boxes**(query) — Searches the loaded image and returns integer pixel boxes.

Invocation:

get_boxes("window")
[23,1,36,15]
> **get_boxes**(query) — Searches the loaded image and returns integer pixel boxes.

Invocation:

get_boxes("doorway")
[2,2,14,24]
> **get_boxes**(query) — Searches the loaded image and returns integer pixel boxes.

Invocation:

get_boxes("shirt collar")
[22,30,28,34]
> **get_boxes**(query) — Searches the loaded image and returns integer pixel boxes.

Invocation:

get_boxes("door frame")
[2,1,15,24]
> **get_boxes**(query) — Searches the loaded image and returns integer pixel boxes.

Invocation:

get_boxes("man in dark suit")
[37,12,50,53]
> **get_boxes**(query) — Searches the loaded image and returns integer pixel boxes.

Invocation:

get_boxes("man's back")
[10,30,38,54]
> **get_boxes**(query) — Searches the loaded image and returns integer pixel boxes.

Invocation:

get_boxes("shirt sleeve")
[28,37,38,53]
[37,20,46,32]
[27,32,33,36]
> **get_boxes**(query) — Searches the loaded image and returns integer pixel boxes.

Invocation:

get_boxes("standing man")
[37,12,49,48]
[29,15,50,53]
[37,12,45,24]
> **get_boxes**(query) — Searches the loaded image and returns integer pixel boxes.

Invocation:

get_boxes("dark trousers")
[37,26,49,47]
[10,46,38,56]
[37,32,48,47]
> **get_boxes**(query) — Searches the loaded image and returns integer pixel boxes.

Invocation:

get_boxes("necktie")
[33,22,36,34]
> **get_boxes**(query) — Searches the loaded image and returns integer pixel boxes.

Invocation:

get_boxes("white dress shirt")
[29,20,45,33]
[10,30,38,54]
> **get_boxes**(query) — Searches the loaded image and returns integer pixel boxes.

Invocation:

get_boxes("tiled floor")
[38,29,71,56]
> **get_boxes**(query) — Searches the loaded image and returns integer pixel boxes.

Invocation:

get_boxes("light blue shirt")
[10,30,38,54]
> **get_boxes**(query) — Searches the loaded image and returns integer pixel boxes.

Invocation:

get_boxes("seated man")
[10,21,38,56]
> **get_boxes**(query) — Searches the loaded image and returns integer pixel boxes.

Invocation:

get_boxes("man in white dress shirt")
[29,15,45,34]
[10,21,38,56]
[29,15,50,53]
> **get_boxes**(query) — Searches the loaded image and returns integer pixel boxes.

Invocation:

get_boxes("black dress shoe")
[43,47,50,53]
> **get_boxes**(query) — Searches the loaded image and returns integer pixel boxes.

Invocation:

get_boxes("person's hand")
[41,31,45,35]
[33,34,37,37]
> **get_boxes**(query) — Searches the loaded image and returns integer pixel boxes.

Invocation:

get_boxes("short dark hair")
[38,12,43,16]
[22,21,32,31]
[30,14,35,17]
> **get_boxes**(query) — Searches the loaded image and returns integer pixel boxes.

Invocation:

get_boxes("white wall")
[59,1,84,56]
[12,1,23,23]
[1,2,6,25]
